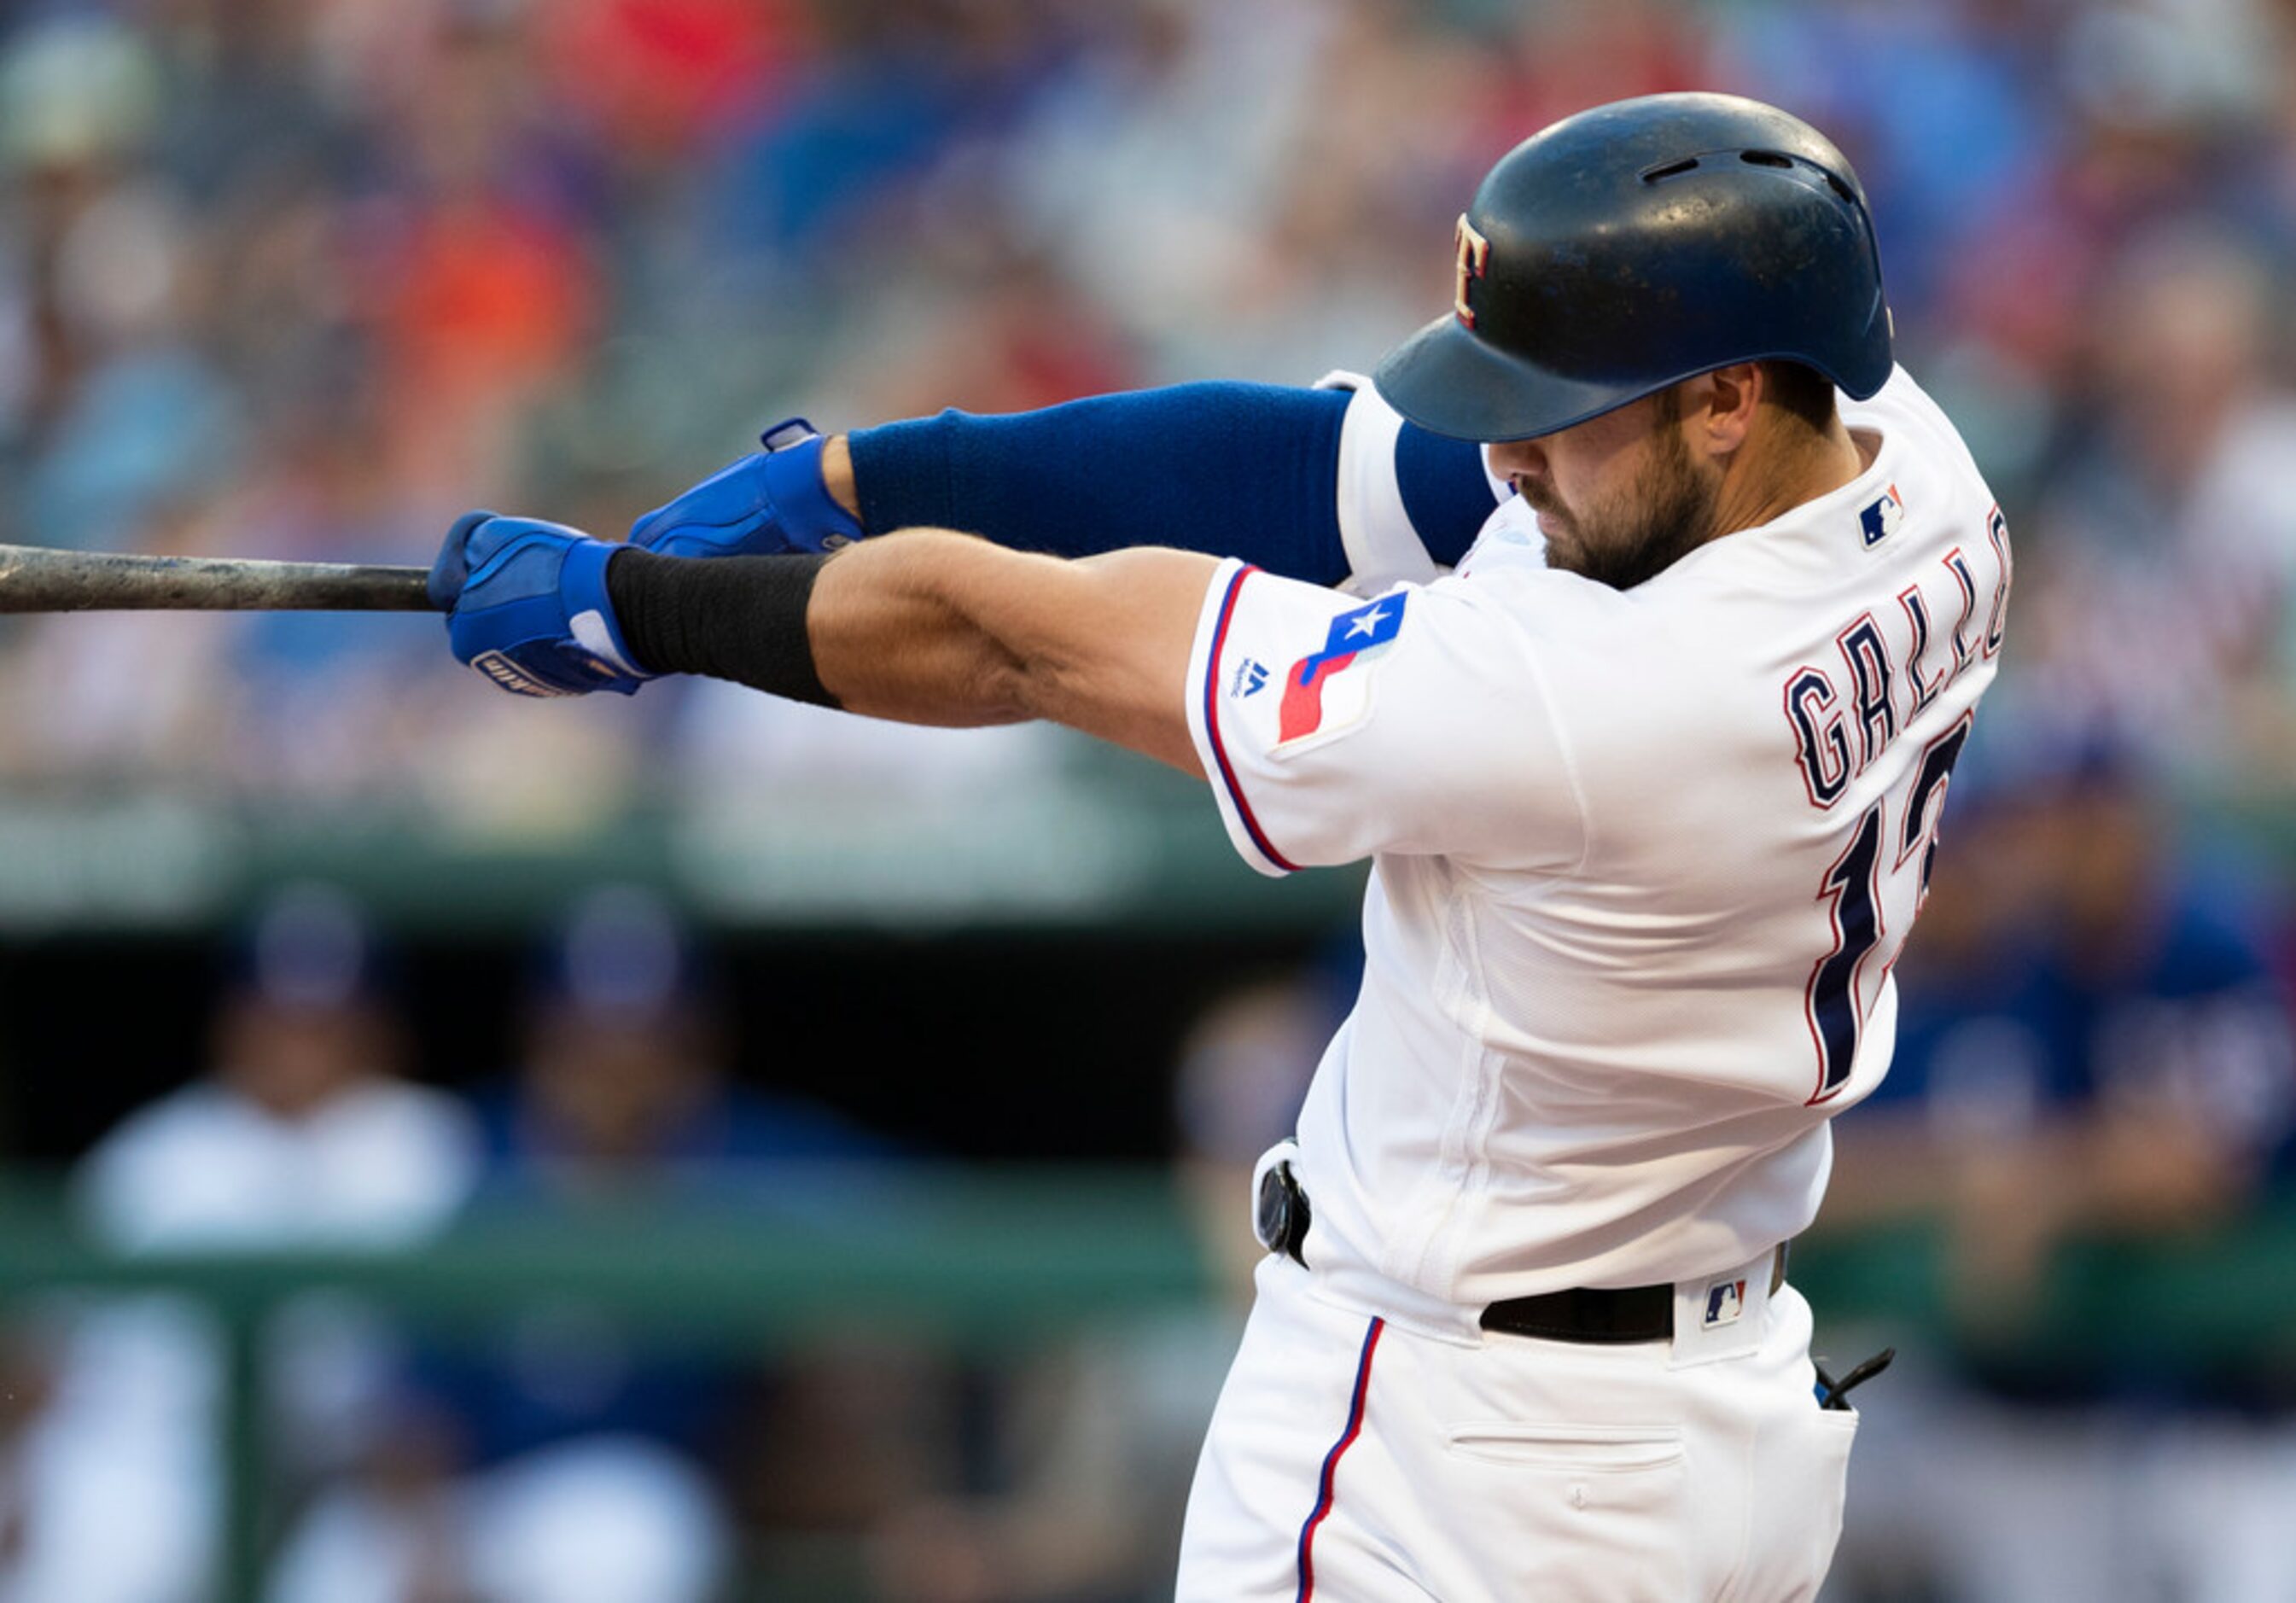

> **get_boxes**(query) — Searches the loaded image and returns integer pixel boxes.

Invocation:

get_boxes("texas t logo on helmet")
[1453,215,1489,331]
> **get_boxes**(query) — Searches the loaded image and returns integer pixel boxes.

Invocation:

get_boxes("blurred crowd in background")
[2,0,2296,1598]
[1,0,2293,810]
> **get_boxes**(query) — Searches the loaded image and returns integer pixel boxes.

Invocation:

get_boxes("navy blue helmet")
[1373,93,1893,442]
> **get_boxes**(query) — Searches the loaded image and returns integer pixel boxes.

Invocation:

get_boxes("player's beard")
[1526,399,1719,591]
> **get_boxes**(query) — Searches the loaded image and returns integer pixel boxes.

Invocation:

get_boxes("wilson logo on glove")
[472,650,580,698]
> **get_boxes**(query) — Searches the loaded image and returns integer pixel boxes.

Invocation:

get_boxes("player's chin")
[1536,522,1582,572]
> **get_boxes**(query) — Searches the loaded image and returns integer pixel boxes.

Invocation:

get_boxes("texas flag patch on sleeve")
[1190,563,1449,875]
[1271,594,1407,755]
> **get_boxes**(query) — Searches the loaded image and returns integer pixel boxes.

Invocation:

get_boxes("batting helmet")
[1372,93,1893,442]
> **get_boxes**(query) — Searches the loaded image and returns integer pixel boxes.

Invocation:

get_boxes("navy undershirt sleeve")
[1396,423,1495,569]
[848,383,1492,586]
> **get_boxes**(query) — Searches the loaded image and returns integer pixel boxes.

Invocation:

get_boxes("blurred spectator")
[81,883,472,1248]
[351,3,607,511]
[0,883,476,1603]
[479,884,874,1181]
[1822,744,2296,1602]
[273,885,896,1603]
[2012,224,2296,789]
[0,10,241,555]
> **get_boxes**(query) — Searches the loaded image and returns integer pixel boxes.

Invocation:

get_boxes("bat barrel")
[0,545,439,613]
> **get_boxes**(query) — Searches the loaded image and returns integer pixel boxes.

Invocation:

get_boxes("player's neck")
[1708,413,1867,538]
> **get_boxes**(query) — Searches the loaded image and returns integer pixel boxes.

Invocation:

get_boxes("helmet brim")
[1372,314,1658,444]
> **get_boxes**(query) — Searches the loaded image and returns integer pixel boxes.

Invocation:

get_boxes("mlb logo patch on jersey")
[1702,1278,1747,1330]
[1859,484,1905,548]
[1273,595,1406,755]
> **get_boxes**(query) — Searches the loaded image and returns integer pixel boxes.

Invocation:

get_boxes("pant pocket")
[1445,1420,1686,1472]
[1795,1408,1861,1595]
[1438,1423,1689,1601]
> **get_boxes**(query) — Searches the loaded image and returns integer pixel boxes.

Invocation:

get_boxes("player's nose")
[1486,436,1549,491]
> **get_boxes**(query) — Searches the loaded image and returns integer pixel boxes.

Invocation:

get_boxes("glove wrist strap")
[761,429,867,548]
[559,538,653,681]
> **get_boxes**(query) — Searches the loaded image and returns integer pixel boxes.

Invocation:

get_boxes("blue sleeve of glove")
[847,383,1489,585]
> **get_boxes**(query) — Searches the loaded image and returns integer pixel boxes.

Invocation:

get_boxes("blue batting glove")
[429,511,653,697]
[626,418,865,559]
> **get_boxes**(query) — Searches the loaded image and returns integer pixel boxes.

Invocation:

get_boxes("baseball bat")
[0,543,439,614]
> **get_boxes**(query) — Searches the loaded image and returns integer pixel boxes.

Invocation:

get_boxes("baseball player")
[428,94,2010,1600]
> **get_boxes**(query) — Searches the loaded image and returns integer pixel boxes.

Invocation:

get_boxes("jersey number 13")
[1805,712,1970,1103]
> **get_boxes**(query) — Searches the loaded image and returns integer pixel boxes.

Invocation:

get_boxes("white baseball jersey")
[1183,365,2009,1335]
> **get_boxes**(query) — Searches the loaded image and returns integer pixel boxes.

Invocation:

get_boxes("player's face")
[1488,388,1719,590]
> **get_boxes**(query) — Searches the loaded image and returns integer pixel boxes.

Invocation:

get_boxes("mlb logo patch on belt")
[1702,1278,1747,1330]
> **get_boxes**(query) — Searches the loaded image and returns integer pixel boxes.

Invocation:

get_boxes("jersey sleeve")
[1314,372,1496,592]
[1183,559,1587,875]
[1314,371,1437,593]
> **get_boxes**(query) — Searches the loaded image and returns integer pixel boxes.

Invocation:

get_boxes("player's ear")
[1693,364,1763,458]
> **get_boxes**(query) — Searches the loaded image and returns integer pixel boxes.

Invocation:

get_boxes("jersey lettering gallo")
[1784,499,2010,810]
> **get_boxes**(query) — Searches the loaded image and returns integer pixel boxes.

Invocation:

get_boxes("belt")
[1255,1146,1787,1348]
[1481,1243,1791,1345]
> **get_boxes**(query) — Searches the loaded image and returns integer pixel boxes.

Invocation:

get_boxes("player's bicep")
[1186,563,1583,875]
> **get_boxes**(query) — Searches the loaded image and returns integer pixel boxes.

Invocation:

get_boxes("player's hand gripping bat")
[0,543,438,613]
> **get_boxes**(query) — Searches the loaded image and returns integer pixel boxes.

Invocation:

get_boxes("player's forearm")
[810,533,1210,768]
[606,537,1212,770]
[806,533,1042,730]
[837,383,1489,579]
[608,539,1045,726]
[842,386,1344,577]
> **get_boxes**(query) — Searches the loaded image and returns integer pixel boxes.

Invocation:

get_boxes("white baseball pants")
[1175,1254,1856,1601]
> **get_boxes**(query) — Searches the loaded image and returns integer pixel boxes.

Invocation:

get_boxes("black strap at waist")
[1479,1283,1675,1344]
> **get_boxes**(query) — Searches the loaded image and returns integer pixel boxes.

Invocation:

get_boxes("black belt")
[1481,1244,1791,1345]
[1257,1152,1786,1348]
[1480,1283,1676,1344]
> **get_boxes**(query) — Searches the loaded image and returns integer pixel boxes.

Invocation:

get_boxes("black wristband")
[605,547,839,708]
